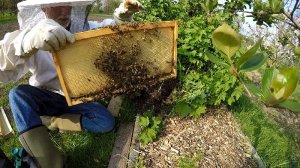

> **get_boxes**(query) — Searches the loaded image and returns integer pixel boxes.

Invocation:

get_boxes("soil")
[0,22,19,39]
[139,107,256,167]
[263,105,300,134]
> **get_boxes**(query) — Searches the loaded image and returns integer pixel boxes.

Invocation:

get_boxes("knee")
[85,112,115,133]
[95,114,115,133]
[9,85,30,102]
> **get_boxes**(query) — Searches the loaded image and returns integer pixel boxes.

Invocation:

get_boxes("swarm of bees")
[92,29,162,101]
[78,23,174,106]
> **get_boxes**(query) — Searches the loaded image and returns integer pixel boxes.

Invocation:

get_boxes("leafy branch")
[208,23,300,112]
[208,23,267,98]
[226,0,300,30]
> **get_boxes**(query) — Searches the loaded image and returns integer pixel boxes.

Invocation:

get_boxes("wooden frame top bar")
[75,21,177,41]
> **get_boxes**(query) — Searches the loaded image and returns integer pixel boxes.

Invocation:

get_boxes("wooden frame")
[53,21,178,106]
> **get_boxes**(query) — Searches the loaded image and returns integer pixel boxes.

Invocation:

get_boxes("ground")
[138,108,256,167]
[0,21,18,38]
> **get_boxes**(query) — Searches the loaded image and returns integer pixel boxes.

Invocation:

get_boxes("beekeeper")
[0,0,143,167]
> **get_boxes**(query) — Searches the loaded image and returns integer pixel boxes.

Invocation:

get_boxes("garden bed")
[138,108,258,167]
[110,106,260,167]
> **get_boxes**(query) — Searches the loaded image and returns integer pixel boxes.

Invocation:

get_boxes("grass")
[0,96,137,168]
[178,154,203,168]
[0,75,138,167]
[0,76,29,107]
[1,125,117,168]
[51,131,116,168]
[231,95,300,168]
[0,13,111,24]
[0,13,112,25]
[0,15,17,24]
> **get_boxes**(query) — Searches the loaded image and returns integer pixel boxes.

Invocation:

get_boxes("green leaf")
[269,0,283,13]
[205,52,230,68]
[292,92,300,101]
[262,67,277,102]
[139,128,158,144]
[151,117,161,129]
[209,0,218,11]
[239,53,267,72]
[174,102,193,117]
[201,0,218,13]
[178,48,192,57]
[191,106,206,118]
[139,131,152,144]
[254,0,263,11]
[138,116,150,128]
[261,67,298,105]
[200,3,207,12]
[278,100,300,112]
[212,23,241,59]
[147,128,157,139]
[273,87,285,100]
[236,38,263,67]
[276,67,299,99]
[294,47,300,56]
[243,81,263,99]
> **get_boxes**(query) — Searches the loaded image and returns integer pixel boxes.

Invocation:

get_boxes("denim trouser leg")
[9,85,115,134]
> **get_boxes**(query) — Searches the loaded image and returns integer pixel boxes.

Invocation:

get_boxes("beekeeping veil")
[17,0,95,33]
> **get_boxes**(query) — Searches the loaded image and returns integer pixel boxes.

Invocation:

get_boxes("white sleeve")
[0,30,29,83]
[88,5,134,29]
[88,19,116,29]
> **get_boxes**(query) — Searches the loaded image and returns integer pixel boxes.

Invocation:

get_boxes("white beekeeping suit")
[0,0,142,93]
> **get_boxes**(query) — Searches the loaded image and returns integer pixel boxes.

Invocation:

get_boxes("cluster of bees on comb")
[89,23,164,101]
[77,23,177,112]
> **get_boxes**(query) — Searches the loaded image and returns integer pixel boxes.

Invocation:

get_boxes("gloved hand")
[114,0,144,23]
[22,19,75,54]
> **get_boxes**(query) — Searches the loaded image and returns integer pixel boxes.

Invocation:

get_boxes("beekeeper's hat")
[17,0,95,32]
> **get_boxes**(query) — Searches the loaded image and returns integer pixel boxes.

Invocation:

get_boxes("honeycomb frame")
[53,21,178,106]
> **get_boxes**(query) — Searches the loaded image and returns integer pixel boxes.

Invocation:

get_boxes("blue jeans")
[9,85,115,134]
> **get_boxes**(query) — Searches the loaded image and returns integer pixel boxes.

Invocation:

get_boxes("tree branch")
[290,0,299,18]
[225,2,300,31]
[283,11,300,30]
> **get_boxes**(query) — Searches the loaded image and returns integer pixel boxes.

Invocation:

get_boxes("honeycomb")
[54,21,178,105]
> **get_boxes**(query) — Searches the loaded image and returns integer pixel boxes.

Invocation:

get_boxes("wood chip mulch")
[139,108,256,167]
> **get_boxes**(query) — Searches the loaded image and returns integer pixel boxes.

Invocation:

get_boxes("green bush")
[178,14,243,106]
[134,0,185,21]
[135,0,244,115]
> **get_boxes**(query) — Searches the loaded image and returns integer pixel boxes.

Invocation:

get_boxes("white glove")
[22,19,75,54]
[114,0,144,23]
